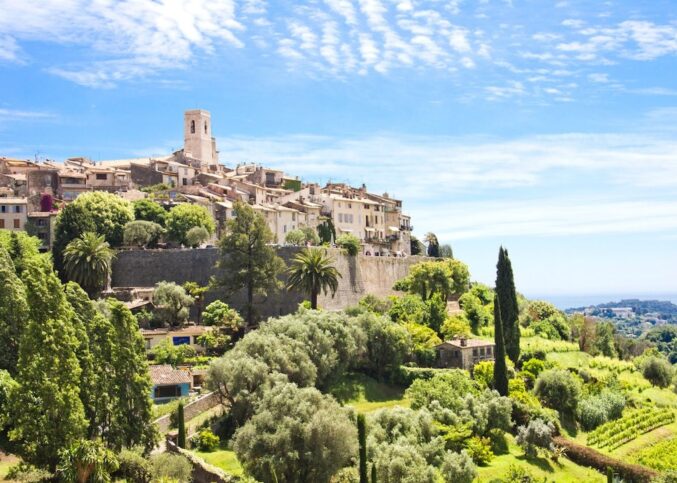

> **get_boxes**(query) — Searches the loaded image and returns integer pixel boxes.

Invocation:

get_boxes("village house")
[1,109,414,258]
[141,325,210,353]
[435,338,495,371]
[149,365,193,403]
[0,197,28,230]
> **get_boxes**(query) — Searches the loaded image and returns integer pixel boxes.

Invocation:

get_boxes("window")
[0,219,4,228]
[192,336,200,344]
[480,348,485,356]
[182,178,187,186]
[154,385,182,399]
[145,339,151,350]
[95,173,107,180]
[172,336,190,346]
[190,120,195,133]
[283,225,287,233]
[0,206,5,213]
[487,347,492,355]
[338,213,343,222]
[292,213,296,221]
[13,219,20,228]
[348,203,352,208]
[204,121,208,134]
[37,219,46,226]
[473,348,478,357]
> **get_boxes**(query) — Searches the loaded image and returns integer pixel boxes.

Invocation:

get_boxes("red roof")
[149,365,192,386]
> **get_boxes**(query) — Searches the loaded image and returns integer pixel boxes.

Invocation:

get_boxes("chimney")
[460,337,467,347]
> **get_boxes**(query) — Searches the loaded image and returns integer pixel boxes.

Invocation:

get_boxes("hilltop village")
[1,112,677,483]
[0,109,412,256]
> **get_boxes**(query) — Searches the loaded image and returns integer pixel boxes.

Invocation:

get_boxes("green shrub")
[5,463,53,482]
[185,226,210,248]
[150,453,192,482]
[336,233,361,256]
[440,450,477,483]
[516,419,555,458]
[505,464,538,483]
[534,369,581,416]
[488,428,509,455]
[465,436,493,465]
[115,448,153,483]
[191,428,220,452]
[577,390,625,431]
[642,356,674,388]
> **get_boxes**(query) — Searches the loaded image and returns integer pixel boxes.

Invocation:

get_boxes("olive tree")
[234,382,357,483]
[152,282,194,328]
[534,369,581,416]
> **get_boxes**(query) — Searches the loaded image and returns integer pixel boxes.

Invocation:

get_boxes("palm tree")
[286,248,342,309]
[63,232,115,298]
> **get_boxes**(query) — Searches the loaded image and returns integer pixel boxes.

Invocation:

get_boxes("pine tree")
[493,295,509,397]
[0,247,29,374]
[358,413,368,483]
[496,247,520,364]
[9,258,86,470]
[213,201,286,329]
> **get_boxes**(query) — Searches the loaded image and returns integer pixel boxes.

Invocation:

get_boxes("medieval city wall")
[111,247,424,317]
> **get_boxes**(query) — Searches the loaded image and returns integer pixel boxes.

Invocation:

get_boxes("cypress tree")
[496,247,520,364]
[0,247,29,374]
[358,413,368,483]
[371,464,377,483]
[493,295,509,397]
[177,402,186,448]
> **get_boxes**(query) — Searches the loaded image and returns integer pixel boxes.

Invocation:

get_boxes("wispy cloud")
[0,108,55,120]
[0,0,676,100]
[0,0,244,87]
[215,118,677,240]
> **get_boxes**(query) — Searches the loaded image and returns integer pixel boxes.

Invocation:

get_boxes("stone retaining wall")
[166,439,236,483]
[155,392,221,434]
[112,247,425,318]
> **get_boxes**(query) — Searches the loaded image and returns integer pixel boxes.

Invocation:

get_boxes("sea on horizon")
[526,293,677,311]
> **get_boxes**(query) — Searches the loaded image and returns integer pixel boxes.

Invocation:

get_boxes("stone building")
[435,338,495,371]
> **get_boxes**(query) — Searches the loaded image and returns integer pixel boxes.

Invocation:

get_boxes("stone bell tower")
[184,109,217,168]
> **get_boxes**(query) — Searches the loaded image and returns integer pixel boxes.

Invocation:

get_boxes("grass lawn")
[0,454,19,481]
[193,449,243,477]
[476,436,605,483]
[329,372,409,413]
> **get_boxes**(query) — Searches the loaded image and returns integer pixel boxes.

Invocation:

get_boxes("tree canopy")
[212,201,285,328]
[165,203,215,246]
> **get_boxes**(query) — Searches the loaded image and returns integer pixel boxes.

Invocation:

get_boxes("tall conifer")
[496,247,520,364]
[177,402,186,448]
[493,295,509,396]
[358,413,368,483]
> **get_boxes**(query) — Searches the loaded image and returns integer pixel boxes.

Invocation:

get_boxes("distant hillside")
[566,299,677,319]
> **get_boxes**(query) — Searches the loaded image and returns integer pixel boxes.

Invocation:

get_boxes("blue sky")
[1,0,677,299]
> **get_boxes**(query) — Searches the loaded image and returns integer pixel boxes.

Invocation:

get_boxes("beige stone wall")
[111,247,427,316]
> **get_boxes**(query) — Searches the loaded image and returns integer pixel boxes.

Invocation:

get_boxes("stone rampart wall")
[112,247,425,317]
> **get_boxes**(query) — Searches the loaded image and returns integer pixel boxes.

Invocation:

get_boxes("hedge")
[553,436,658,483]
